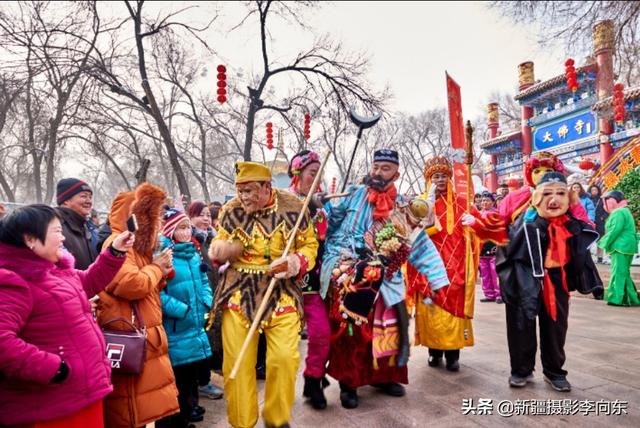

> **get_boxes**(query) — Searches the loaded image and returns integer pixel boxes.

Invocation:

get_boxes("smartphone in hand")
[126,214,138,233]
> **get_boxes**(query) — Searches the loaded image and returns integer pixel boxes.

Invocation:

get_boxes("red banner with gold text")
[446,73,473,201]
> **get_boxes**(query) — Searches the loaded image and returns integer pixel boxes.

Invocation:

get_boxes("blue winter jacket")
[160,236,213,367]
[579,194,596,223]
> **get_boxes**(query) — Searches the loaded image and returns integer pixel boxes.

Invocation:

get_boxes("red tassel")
[543,274,557,321]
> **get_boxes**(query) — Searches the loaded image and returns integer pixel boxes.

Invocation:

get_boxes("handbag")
[102,301,147,374]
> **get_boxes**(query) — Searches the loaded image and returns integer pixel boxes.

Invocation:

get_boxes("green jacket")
[598,207,638,255]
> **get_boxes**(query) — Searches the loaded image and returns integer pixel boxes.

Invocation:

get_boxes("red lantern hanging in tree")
[266,122,273,150]
[564,58,578,93]
[303,113,311,141]
[613,83,625,124]
[216,65,227,104]
[330,177,337,193]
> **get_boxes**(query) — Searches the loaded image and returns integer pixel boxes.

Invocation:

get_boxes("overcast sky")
[58,1,572,200]
[176,0,569,120]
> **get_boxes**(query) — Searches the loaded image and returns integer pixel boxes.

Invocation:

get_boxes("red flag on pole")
[446,72,473,200]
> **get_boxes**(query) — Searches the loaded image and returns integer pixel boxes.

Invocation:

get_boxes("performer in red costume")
[407,156,506,371]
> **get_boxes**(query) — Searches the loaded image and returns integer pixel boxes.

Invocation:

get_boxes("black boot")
[428,348,443,367]
[445,349,460,372]
[339,382,358,409]
[394,301,410,368]
[303,376,327,410]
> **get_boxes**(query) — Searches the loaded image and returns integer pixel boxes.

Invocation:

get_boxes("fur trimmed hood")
[108,183,166,258]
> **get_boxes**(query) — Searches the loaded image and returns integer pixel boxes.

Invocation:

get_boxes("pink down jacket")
[0,243,125,425]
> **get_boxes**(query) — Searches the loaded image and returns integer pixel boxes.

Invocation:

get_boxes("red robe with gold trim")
[407,195,506,350]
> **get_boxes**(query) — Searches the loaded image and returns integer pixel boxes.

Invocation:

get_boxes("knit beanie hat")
[56,178,92,206]
[162,208,189,239]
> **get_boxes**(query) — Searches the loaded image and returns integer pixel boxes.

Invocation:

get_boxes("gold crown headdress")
[423,156,452,181]
[421,156,455,235]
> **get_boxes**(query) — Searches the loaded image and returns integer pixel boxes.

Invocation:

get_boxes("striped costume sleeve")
[407,230,449,290]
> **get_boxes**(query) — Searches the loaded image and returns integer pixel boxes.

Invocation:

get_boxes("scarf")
[367,184,398,221]
[542,215,572,321]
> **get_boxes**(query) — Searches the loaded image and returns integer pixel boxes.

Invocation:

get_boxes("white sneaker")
[199,383,223,399]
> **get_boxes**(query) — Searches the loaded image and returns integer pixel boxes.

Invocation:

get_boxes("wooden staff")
[463,120,475,316]
[324,191,350,200]
[464,120,474,212]
[229,150,332,379]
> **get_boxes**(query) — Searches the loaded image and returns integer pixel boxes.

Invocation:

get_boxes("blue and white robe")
[320,185,449,307]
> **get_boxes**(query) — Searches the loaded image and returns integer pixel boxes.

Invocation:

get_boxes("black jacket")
[96,221,112,253]
[590,195,608,236]
[56,207,98,270]
[496,213,603,320]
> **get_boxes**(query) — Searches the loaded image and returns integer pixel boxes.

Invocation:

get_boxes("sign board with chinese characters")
[590,135,640,190]
[533,110,598,151]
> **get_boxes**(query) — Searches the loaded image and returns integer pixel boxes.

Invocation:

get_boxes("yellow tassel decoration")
[446,181,454,235]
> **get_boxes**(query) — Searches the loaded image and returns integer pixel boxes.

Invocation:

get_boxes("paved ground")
[595,263,640,284]
[192,280,640,428]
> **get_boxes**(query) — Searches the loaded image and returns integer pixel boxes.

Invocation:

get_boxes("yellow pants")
[222,308,300,428]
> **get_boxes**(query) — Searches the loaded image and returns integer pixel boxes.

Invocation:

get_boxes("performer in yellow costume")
[209,162,318,428]
[406,156,506,371]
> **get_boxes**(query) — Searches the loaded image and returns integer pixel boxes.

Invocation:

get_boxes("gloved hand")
[426,183,437,204]
[461,213,476,226]
[270,254,301,279]
[209,240,243,264]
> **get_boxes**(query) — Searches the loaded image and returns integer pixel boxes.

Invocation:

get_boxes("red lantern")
[579,158,595,170]
[216,65,227,104]
[612,83,625,123]
[506,177,519,188]
[266,122,273,150]
[564,58,579,93]
[303,113,311,141]
[331,177,337,193]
